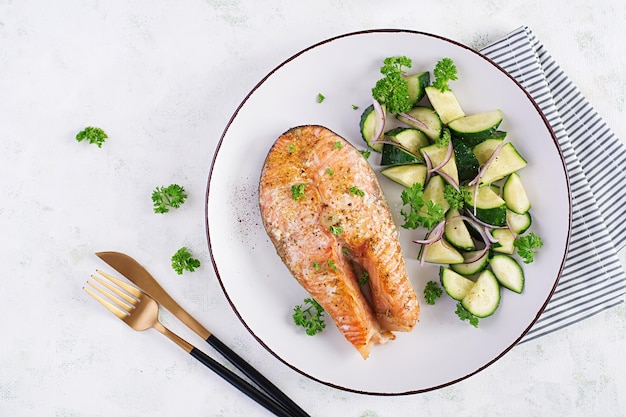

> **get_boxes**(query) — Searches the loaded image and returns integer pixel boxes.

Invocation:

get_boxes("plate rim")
[205,28,573,395]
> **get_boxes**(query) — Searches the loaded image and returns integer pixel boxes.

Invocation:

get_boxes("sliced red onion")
[415,221,446,266]
[464,247,490,264]
[429,139,453,173]
[412,220,446,245]
[370,138,421,159]
[447,214,493,263]
[397,111,429,131]
[436,169,460,192]
[372,99,386,143]
[422,150,433,184]
[464,209,507,230]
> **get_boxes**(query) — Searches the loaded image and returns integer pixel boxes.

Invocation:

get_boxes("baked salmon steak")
[259,125,419,359]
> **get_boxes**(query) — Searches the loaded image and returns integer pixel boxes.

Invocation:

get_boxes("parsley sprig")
[455,302,479,328]
[514,232,544,263]
[443,184,466,210]
[400,183,445,230]
[424,281,443,305]
[358,271,370,286]
[435,127,451,148]
[152,184,188,214]
[433,57,458,92]
[171,247,201,275]
[76,126,108,148]
[291,183,307,201]
[293,298,326,336]
[372,56,413,114]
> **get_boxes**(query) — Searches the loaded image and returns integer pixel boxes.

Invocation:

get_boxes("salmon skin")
[259,125,419,359]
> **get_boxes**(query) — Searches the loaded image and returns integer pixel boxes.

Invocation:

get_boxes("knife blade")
[95,251,310,417]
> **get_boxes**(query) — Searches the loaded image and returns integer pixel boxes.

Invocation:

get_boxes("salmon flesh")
[259,125,419,359]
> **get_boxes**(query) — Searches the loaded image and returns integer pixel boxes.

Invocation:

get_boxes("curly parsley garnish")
[424,281,443,305]
[293,298,326,336]
[76,126,108,148]
[152,184,188,214]
[327,259,338,271]
[400,183,445,230]
[291,183,306,201]
[349,186,365,197]
[433,57,458,92]
[171,247,201,275]
[443,184,465,210]
[514,232,544,263]
[455,302,479,328]
[372,56,413,114]
[358,271,370,286]
[436,127,451,148]
[330,225,343,235]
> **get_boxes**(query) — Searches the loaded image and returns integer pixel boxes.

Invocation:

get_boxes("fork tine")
[83,284,129,319]
[86,278,135,313]
[91,272,138,305]
[95,269,143,299]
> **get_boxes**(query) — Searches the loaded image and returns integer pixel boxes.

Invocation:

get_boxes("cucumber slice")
[506,209,532,235]
[424,86,465,124]
[489,254,525,294]
[444,209,476,251]
[440,267,475,301]
[450,250,489,276]
[463,185,507,226]
[460,130,507,148]
[420,237,464,264]
[381,164,428,188]
[503,172,531,214]
[420,143,459,186]
[406,72,430,106]
[359,103,385,152]
[491,228,515,254]
[380,143,422,166]
[472,138,503,163]
[472,140,528,185]
[422,174,450,215]
[396,106,442,141]
[461,269,501,318]
[448,110,503,143]
[452,138,479,182]
[385,127,430,154]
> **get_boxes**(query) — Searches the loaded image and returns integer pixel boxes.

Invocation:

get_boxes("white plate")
[206,30,571,394]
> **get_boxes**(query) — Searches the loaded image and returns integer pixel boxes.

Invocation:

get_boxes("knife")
[96,251,309,417]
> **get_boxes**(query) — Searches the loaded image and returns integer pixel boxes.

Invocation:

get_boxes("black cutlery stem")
[206,334,310,417]
[190,347,293,417]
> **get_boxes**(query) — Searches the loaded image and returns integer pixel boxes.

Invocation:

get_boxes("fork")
[84,270,296,417]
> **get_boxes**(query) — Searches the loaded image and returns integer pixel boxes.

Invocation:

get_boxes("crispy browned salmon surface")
[259,125,419,358]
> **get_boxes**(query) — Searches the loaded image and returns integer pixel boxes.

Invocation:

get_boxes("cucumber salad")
[360,56,543,327]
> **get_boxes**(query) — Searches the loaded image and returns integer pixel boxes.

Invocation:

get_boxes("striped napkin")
[479,26,626,343]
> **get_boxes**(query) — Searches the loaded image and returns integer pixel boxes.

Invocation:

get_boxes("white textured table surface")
[1,1,625,416]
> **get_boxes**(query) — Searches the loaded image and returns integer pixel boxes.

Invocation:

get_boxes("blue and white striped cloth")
[479,26,626,343]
